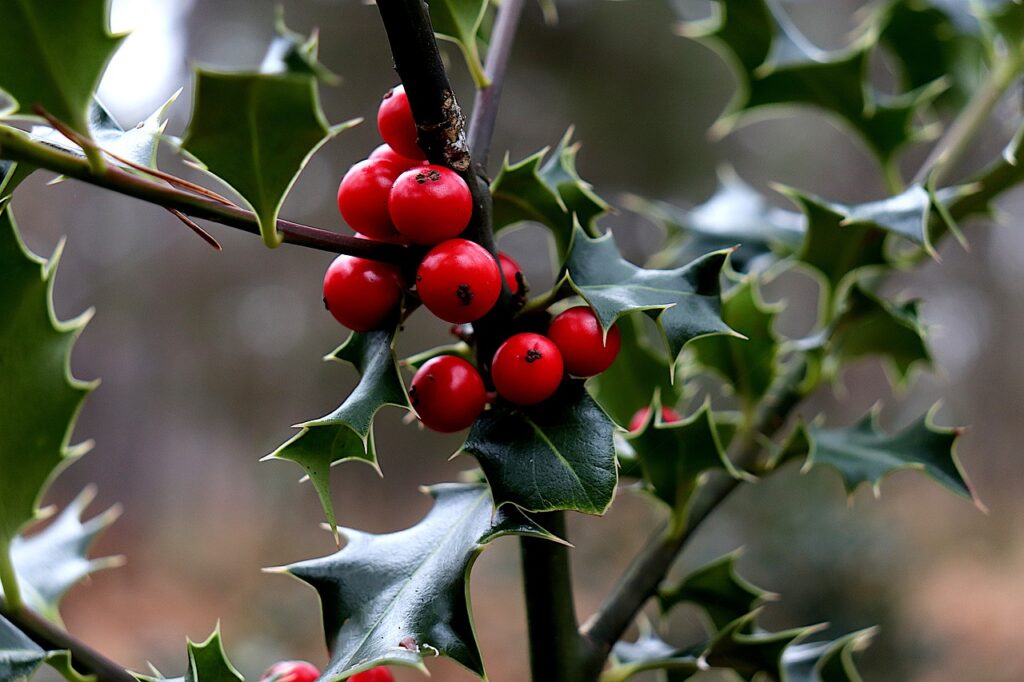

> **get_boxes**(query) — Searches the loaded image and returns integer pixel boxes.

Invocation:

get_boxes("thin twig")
[167,208,222,250]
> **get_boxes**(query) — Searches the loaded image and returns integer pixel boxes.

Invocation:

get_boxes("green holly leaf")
[461,382,617,515]
[492,130,610,259]
[626,400,744,519]
[627,168,804,273]
[0,615,46,681]
[265,330,408,538]
[0,160,34,200]
[794,406,978,504]
[44,650,96,682]
[980,0,1024,58]
[259,9,340,84]
[659,550,775,631]
[827,283,932,388]
[690,277,781,411]
[0,203,96,603]
[678,0,942,168]
[181,69,357,248]
[2,488,122,623]
[604,631,702,682]
[183,629,243,682]
[0,0,124,138]
[783,628,876,682]
[563,225,735,365]
[430,0,490,88]
[282,483,557,679]
[705,612,819,682]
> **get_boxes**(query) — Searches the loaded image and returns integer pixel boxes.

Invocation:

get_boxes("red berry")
[351,669,394,682]
[369,143,427,171]
[259,661,319,682]
[628,406,683,432]
[491,333,564,405]
[323,255,403,332]
[410,356,487,432]
[547,306,621,377]
[498,252,526,295]
[337,159,403,240]
[388,165,473,245]
[416,239,501,323]
[378,85,425,161]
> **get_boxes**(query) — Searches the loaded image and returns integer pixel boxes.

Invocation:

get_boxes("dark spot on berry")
[525,349,542,363]
[322,296,330,310]
[383,88,395,99]
[456,283,474,306]
[415,170,441,184]
[408,385,418,406]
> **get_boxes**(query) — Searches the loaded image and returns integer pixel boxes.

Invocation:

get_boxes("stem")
[0,544,23,612]
[520,512,592,682]
[467,0,525,169]
[913,51,1024,186]
[579,358,809,672]
[0,126,410,263]
[0,598,135,682]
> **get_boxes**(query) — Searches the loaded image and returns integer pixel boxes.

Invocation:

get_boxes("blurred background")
[11,0,1024,679]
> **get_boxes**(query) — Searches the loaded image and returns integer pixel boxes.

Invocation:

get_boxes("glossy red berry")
[416,239,502,323]
[369,143,427,171]
[323,255,403,332]
[547,306,621,377]
[491,333,564,405]
[337,159,403,240]
[258,661,319,682]
[350,669,394,682]
[498,252,526,295]
[628,406,683,432]
[378,85,425,161]
[410,356,487,432]
[388,165,473,245]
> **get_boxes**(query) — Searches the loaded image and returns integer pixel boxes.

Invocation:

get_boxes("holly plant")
[1,0,1022,681]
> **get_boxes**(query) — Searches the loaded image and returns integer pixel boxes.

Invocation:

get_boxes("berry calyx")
[323,255,403,332]
[388,165,473,245]
[547,306,621,377]
[258,661,319,682]
[498,252,526,295]
[491,333,564,405]
[351,669,394,682]
[337,159,403,240]
[628,406,683,432]
[369,142,427,171]
[378,85,425,161]
[416,239,502,323]
[410,356,487,432]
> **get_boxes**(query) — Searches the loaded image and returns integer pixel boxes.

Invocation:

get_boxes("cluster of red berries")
[323,85,623,433]
[259,661,391,682]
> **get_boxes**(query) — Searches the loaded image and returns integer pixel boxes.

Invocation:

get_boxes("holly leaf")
[563,224,734,364]
[827,283,932,388]
[659,550,775,631]
[705,612,820,682]
[0,0,124,137]
[0,203,96,597]
[626,399,745,518]
[690,277,781,410]
[794,406,978,504]
[491,130,610,259]
[979,0,1024,58]
[0,160,34,200]
[783,628,876,682]
[259,9,340,84]
[0,615,46,682]
[430,0,490,88]
[2,488,122,624]
[627,168,804,273]
[265,330,408,538]
[181,69,357,248]
[604,631,702,682]
[183,629,243,682]
[678,0,942,167]
[461,382,617,515]
[282,483,558,679]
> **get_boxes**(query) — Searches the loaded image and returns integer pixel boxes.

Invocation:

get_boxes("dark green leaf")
[783,628,875,682]
[259,9,340,84]
[604,631,702,682]
[0,0,124,137]
[659,550,774,631]
[4,488,121,623]
[0,615,46,682]
[627,168,804,273]
[980,1,1024,57]
[430,0,490,88]
[184,629,243,682]
[705,612,819,682]
[0,203,96,590]
[181,70,356,248]
[0,160,34,200]
[283,483,557,679]
[265,330,408,537]
[491,130,610,259]
[461,382,617,515]
[690,277,781,410]
[563,225,734,365]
